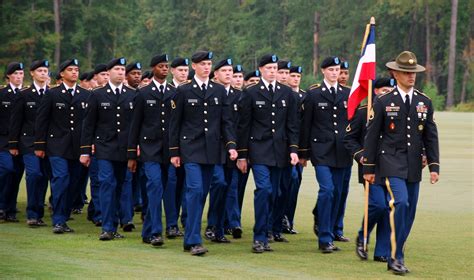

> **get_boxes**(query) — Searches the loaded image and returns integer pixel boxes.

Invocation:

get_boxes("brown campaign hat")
[385,51,425,73]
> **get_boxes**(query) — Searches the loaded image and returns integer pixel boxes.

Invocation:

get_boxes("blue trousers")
[162,164,185,229]
[252,164,282,243]
[285,164,303,227]
[0,151,14,213]
[72,165,89,210]
[223,167,241,230]
[271,165,292,234]
[87,156,101,223]
[97,160,131,233]
[23,153,49,220]
[131,162,143,208]
[183,163,214,246]
[141,162,164,238]
[334,166,352,236]
[315,165,347,245]
[357,183,391,258]
[385,177,420,261]
[49,156,80,225]
[119,170,134,225]
[3,154,24,216]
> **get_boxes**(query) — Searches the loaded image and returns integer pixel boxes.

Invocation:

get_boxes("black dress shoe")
[263,243,273,252]
[400,259,410,273]
[6,215,19,222]
[387,259,408,275]
[232,227,242,239]
[319,243,339,254]
[52,224,65,234]
[334,234,350,242]
[37,219,47,227]
[224,228,233,235]
[252,241,265,253]
[71,209,82,215]
[151,235,164,247]
[122,222,135,232]
[190,244,208,256]
[374,256,388,263]
[62,223,74,233]
[99,231,114,241]
[212,236,231,243]
[166,226,178,238]
[273,234,289,243]
[27,219,39,227]
[267,233,274,243]
[142,237,152,244]
[356,238,368,260]
[113,232,125,239]
[204,227,215,240]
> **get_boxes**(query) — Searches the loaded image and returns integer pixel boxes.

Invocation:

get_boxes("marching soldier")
[0,62,26,222]
[126,62,142,89]
[231,64,244,90]
[140,71,153,87]
[170,57,190,88]
[9,60,51,227]
[93,64,109,87]
[344,77,395,263]
[237,54,299,253]
[363,51,439,275]
[169,50,237,256]
[35,58,90,234]
[80,57,136,240]
[299,56,352,253]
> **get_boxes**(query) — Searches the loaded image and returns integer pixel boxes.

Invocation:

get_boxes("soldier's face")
[89,79,98,88]
[31,67,49,84]
[153,62,169,80]
[171,66,189,83]
[215,66,233,86]
[276,69,289,85]
[246,77,260,85]
[321,66,340,84]
[108,65,126,84]
[140,78,151,87]
[259,63,277,82]
[232,73,244,89]
[61,66,79,83]
[338,69,349,86]
[192,60,212,79]
[8,70,24,87]
[95,72,109,86]
[288,73,301,88]
[127,69,142,88]
[393,71,416,89]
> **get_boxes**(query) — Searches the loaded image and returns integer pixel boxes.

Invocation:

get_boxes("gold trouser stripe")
[385,178,397,260]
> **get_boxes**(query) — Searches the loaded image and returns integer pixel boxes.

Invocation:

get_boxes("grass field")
[0,111,473,279]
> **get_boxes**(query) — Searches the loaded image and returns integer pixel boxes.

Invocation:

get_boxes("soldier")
[276,60,291,86]
[338,60,350,87]
[79,72,93,90]
[140,71,153,87]
[170,57,189,88]
[299,56,352,253]
[35,58,90,234]
[237,54,299,253]
[93,64,109,87]
[169,50,237,256]
[9,60,51,227]
[243,70,260,87]
[363,51,439,275]
[206,58,242,242]
[344,77,395,263]
[80,57,136,240]
[0,62,26,222]
[231,64,244,90]
[126,62,142,89]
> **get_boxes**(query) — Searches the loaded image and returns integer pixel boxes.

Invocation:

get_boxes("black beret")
[86,71,95,81]
[30,60,49,71]
[187,69,195,80]
[214,58,233,71]
[340,61,349,70]
[233,64,243,73]
[126,61,142,74]
[141,71,152,81]
[289,65,303,74]
[94,63,107,75]
[59,59,79,73]
[171,57,189,68]
[191,51,213,63]
[150,54,169,67]
[106,57,126,70]
[258,54,278,67]
[79,72,89,81]
[320,56,340,69]
[277,60,291,70]
[55,72,62,80]
[244,70,260,81]
[5,62,24,76]
[374,77,396,89]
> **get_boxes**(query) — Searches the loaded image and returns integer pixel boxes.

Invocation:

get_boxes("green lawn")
[0,112,473,279]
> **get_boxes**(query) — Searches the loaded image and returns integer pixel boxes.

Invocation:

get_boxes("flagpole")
[363,16,375,253]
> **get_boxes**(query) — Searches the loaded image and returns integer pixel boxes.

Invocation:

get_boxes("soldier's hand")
[91,144,95,155]
[80,155,91,167]
[363,174,375,184]
[422,155,427,169]
[299,158,307,167]
[228,149,238,161]
[128,159,137,173]
[290,153,299,166]
[171,156,181,168]
[35,150,45,158]
[430,172,439,184]
[9,149,19,156]
[237,159,248,174]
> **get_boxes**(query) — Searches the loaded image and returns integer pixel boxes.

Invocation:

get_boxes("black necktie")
[159,85,164,95]
[14,88,20,94]
[330,87,335,95]
[268,84,274,94]
[115,88,120,95]
[39,88,44,96]
[67,88,74,97]
[201,83,207,94]
[405,94,410,111]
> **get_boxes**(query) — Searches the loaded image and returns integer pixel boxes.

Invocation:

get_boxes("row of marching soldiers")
[0,50,439,275]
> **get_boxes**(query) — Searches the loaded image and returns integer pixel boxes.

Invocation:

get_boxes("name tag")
[2,101,11,106]
[146,100,156,105]
[256,101,265,105]
[385,106,400,112]
[26,102,36,106]
[188,99,198,103]
[318,102,328,107]
[100,102,110,107]
[387,112,398,117]
[55,102,65,108]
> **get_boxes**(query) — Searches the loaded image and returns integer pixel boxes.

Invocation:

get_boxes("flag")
[347,22,376,120]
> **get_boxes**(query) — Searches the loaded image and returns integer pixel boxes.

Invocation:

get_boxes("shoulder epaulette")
[415,89,431,100]
[0,85,5,90]
[168,82,176,88]
[309,83,321,90]
[181,80,192,85]
[342,85,351,89]
[358,105,368,110]
[138,84,147,90]
[377,88,394,99]
[77,85,87,90]
[49,84,60,89]
[300,89,306,93]
[245,82,258,89]
[92,85,106,90]
[124,84,136,91]
[20,86,31,92]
